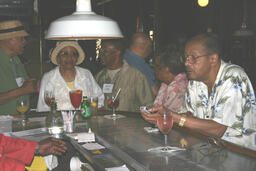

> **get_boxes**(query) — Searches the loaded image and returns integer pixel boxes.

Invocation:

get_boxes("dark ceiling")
[0,0,256,45]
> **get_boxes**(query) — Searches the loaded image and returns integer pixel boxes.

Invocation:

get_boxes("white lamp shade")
[45,0,123,40]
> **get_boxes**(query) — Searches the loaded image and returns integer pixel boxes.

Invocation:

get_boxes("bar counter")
[11,110,256,171]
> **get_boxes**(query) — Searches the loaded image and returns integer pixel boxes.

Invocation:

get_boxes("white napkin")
[66,129,95,143]
[28,117,46,122]
[144,127,159,133]
[82,143,105,150]
[105,164,130,171]
[44,155,58,170]
[0,115,13,133]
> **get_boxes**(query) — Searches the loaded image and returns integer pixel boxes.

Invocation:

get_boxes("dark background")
[0,0,256,87]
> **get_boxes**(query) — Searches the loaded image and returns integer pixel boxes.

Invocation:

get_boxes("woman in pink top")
[154,43,188,113]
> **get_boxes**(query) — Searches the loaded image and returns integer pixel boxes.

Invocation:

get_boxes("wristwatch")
[178,114,187,127]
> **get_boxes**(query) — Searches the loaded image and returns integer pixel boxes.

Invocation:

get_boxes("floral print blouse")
[186,60,256,151]
[154,72,188,113]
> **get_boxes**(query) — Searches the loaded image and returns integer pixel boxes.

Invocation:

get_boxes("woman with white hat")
[37,41,104,111]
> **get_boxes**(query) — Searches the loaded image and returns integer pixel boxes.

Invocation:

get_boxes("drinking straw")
[113,88,121,102]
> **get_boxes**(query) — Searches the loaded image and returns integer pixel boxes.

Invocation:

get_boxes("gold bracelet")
[178,114,187,127]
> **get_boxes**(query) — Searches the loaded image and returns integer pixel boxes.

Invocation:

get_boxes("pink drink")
[69,90,82,108]
[157,114,173,135]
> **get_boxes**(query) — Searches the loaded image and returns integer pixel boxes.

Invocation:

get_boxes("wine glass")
[69,89,83,110]
[107,96,119,119]
[44,90,55,107]
[157,113,173,151]
[148,113,185,153]
[16,98,29,118]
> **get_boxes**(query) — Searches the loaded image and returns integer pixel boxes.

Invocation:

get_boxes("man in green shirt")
[0,20,39,115]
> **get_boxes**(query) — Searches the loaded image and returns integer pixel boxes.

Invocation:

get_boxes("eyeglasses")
[184,54,210,64]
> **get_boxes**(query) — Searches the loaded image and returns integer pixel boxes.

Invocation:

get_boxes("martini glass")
[107,96,119,119]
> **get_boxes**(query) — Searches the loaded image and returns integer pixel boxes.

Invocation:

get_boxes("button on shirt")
[123,49,156,87]
[0,49,29,115]
[186,60,256,150]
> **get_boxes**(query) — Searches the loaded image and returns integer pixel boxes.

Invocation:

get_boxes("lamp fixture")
[233,0,254,37]
[45,0,123,40]
[198,0,209,7]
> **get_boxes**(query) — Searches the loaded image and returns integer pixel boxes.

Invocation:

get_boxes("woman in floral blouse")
[154,43,188,113]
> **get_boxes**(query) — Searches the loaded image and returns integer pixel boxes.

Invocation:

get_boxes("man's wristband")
[178,114,187,127]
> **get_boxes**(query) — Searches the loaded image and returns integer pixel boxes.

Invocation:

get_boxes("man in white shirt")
[142,33,256,151]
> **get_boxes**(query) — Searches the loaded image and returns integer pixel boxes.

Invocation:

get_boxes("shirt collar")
[125,49,145,63]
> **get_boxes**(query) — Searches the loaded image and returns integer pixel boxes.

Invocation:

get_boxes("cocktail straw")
[113,88,121,102]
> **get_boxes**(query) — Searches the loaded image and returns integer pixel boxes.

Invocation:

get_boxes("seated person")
[0,134,66,170]
[37,41,104,111]
[96,39,154,112]
[142,33,256,151]
[154,43,188,113]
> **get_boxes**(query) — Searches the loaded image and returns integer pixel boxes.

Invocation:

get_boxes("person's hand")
[37,137,67,156]
[141,105,167,124]
[20,78,38,94]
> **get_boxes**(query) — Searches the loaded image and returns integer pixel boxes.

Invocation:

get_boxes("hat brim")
[0,30,28,40]
[50,41,85,65]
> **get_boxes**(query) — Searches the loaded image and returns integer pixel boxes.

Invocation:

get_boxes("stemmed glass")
[44,90,55,109]
[107,95,119,119]
[148,113,185,153]
[67,90,82,132]
[16,98,29,118]
[104,88,125,120]
[69,90,83,110]
[157,113,173,151]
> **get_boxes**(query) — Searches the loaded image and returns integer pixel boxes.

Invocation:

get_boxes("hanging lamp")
[45,0,123,40]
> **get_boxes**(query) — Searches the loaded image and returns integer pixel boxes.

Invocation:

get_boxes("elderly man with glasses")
[142,33,256,151]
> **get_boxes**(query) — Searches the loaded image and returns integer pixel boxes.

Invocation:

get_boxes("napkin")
[0,115,13,133]
[66,129,95,143]
[105,164,130,171]
[44,155,58,170]
[144,127,159,133]
[82,142,105,150]
[28,117,46,122]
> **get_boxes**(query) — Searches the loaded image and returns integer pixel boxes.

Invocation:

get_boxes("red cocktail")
[69,90,83,109]
[107,97,119,118]
[107,99,119,109]
[44,90,55,107]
